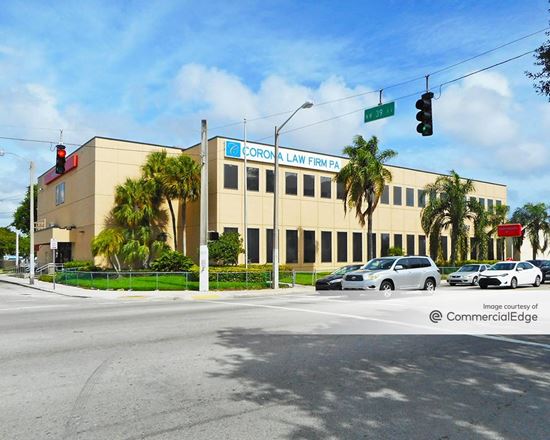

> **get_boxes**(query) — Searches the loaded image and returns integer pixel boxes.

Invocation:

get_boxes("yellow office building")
[35,136,507,269]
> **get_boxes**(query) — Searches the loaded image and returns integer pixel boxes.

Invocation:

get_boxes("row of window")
[224,164,502,208]
[224,164,346,199]
[224,227,434,264]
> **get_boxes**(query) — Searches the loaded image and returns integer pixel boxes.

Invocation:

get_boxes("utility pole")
[15,231,19,270]
[199,120,209,292]
[243,118,248,269]
[29,161,35,285]
[272,126,280,289]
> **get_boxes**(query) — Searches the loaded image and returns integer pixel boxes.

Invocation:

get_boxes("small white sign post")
[50,239,57,289]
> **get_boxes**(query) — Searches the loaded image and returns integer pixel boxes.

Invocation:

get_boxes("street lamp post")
[0,149,35,284]
[272,101,313,289]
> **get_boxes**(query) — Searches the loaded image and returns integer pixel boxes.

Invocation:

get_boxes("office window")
[320,176,332,198]
[488,238,495,260]
[247,167,259,191]
[368,233,377,260]
[479,198,485,208]
[407,234,415,256]
[394,234,403,250]
[321,231,332,262]
[381,234,390,257]
[224,227,238,235]
[419,235,426,256]
[418,190,426,208]
[286,230,298,263]
[303,174,315,197]
[496,200,502,207]
[303,230,315,263]
[285,172,297,195]
[381,185,390,204]
[440,236,448,261]
[266,170,274,193]
[224,164,238,189]
[487,199,494,209]
[55,182,65,205]
[337,232,347,262]
[406,188,414,207]
[393,186,402,206]
[266,229,273,263]
[352,232,362,262]
[247,228,259,263]
[336,181,345,200]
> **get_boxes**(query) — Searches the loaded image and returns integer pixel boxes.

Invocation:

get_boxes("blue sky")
[0,0,549,226]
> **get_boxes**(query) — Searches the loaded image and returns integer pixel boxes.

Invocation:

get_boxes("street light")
[0,149,35,285]
[272,101,313,289]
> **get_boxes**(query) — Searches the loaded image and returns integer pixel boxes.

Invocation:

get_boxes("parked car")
[478,261,542,289]
[341,256,440,297]
[315,264,363,290]
[447,264,488,286]
[540,261,550,284]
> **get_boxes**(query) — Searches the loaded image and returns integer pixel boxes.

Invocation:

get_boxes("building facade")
[35,136,508,269]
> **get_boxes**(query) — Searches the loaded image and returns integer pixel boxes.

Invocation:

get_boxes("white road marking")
[201,299,550,351]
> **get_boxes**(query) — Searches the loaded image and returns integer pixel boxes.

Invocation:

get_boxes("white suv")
[342,256,441,297]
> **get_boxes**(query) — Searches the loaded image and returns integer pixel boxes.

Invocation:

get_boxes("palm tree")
[162,155,201,255]
[91,227,124,272]
[487,204,510,260]
[470,200,489,260]
[335,135,397,260]
[421,171,475,266]
[512,203,550,259]
[142,150,179,249]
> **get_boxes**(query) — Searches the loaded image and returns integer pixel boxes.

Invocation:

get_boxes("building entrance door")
[56,242,72,263]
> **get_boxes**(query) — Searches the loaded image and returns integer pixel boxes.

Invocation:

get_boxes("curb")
[0,277,92,298]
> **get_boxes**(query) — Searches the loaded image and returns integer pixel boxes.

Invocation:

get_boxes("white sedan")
[478,261,542,289]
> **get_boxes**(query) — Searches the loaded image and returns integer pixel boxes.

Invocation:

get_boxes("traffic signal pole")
[199,120,209,292]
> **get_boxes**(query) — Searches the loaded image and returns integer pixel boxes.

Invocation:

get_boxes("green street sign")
[364,102,395,123]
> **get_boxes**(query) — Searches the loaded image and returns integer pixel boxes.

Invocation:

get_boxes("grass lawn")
[293,272,331,286]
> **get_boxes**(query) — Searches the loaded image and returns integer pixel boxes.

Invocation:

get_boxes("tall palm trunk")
[367,191,374,260]
[450,223,459,266]
[181,200,187,255]
[167,199,177,249]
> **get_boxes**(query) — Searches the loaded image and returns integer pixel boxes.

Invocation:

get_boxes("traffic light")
[415,92,434,136]
[55,144,66,174]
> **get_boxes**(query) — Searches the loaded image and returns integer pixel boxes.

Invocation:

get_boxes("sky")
[0,0,549,227]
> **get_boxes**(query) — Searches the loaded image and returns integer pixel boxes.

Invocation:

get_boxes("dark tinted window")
[337,232,347,262]
[336,181,345,200]
[224,227,238,235]
[418,190,426,208]
[247,167,259,191]
[496,200,502,206]
[266,229,273,263]
[381,233,390,257]
[285,172,297,195]
[321,177,332,198]
[419,235,426,256]
[247,228,259,263]
[381,185,389,204]
[368,233,377,260]
[286,230,298,263]
[396,258,413,269]
[488,238,495,260]
[393,186,402,205]
[407,234,415,256]
[303,230,315,263]
[487,199,494,209]
[406,188,414,207]
[479,197,485,208]
[321,231,332,262]
[266,170,274,193]
[418,258,431,268]
[224,164,238,189]
[352,232,362,262]
[303,175,315,197]
[394,234,402,250]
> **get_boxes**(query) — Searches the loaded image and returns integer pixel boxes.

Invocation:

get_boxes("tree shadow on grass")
[210,329,550,439]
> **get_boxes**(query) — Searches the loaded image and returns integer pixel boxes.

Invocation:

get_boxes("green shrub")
[208,232,244,266]
[150,251,194,272]
[388,247,404,256]
[39,274,55,282]
[63,260,98,270]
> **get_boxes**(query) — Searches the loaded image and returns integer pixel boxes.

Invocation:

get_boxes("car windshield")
[488,263,516,271]
[458,265,479,272]
[362,258,397,271]
[331,265,360,275]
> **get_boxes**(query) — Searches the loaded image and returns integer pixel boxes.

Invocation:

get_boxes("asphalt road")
[1,282,549,440]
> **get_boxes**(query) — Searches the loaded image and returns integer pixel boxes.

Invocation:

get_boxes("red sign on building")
[497,223,523,237]
[44,154,79,185]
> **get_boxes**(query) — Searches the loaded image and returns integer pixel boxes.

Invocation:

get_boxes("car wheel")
[533,276,541,287]
[379,280,394,298]
[472,276,478,286]
[479,283,488,289]
[510,277,518,289]
[449,282,456,286]
[423,278,436,292]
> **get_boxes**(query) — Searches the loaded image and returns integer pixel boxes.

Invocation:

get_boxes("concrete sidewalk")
[0,273,314,300]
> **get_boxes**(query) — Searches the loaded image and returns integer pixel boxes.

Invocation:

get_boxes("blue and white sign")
[223,139,342,172]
